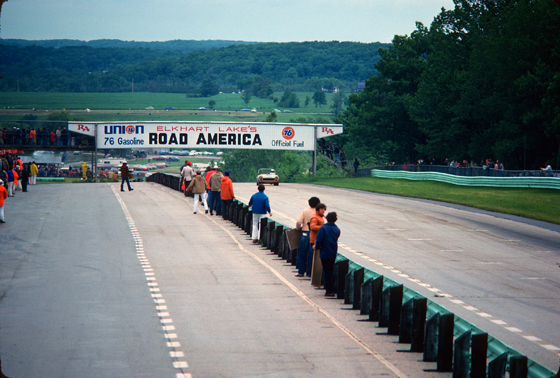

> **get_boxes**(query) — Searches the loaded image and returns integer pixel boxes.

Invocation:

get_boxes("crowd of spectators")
[0,126,84,147]
[391,158,506,170]
[317,139,348,169]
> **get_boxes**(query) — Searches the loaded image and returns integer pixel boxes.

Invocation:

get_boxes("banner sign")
[69,122,343,151]
[68,122,95,136]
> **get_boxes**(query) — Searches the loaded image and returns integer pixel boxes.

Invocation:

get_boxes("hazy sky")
[1,0,455,43]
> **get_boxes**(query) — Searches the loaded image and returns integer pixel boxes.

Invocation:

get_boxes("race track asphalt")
[1,180,558,377]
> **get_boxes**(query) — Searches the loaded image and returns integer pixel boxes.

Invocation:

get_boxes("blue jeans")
[297,232,313,275]
[121,176,132,191]
[221,199,233,218]
[208,191,221,214]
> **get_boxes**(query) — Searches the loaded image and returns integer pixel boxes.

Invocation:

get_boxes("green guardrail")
[233,198,555,378]
[371,170,560,190]
[36,177,65,182]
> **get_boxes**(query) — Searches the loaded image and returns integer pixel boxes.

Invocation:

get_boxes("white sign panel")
[68,122,95,136]
[317,125,343,139]
[79,122,342,151]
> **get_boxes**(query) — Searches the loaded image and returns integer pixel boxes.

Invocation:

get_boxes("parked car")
[283,110,293,113]
[198,107,208,110]
[256,168,279,186]
[167,156,180,162]
[165,106,177,110]
[240,108,252,112]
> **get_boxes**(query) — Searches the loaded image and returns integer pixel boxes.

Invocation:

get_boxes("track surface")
[0,181,558,377]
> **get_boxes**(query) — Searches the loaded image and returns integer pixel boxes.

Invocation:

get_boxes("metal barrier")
[371,169,560,190]
[148,172,557,378]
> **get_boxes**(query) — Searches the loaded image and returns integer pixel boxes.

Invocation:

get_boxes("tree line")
[0,40,387,94]
[336,0,560,171]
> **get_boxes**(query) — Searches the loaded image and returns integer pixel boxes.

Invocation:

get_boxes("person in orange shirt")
[220,170,235,219]
[12,168,20,192]
[310,203,326,248]
[309,203,327,287]
[29,128,36,145]
[0,178,7,223]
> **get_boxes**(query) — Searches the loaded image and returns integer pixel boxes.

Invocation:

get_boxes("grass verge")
[308,177,560,225]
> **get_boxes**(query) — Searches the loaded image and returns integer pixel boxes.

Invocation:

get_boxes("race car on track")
[256,168,279,186]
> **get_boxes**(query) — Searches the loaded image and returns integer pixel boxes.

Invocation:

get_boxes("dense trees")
[0,41,387,94]
[339,0,560,170]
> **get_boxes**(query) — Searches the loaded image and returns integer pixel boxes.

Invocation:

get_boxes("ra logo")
[322,127,334,135]
[77,124,90,132]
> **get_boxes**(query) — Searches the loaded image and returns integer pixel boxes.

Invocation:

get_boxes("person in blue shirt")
[315,212,341,297]
[248,184,272,243]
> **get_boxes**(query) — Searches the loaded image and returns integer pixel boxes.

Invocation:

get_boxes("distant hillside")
[0,40,389,93]
[0,38,256,53]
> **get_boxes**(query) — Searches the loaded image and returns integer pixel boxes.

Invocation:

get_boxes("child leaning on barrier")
[315,212,341,297]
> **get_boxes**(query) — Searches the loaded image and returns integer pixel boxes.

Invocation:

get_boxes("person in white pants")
[186,169,208,214]
[249,185,272,243]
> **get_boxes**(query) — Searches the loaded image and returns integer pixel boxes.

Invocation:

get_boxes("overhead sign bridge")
[69,121,343,175]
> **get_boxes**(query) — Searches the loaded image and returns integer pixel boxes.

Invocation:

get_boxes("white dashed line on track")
[112,185,190,378]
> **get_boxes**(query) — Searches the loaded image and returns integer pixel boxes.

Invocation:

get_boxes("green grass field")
[0,92,336,113]
[308,177,560,225]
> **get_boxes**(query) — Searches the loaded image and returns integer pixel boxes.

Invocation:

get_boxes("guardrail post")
[453,330,470,378]
[510,356,528,378]
[471,333,488,378]
[488,352,507,378]
[235,203,243,226]
[399,298,414,343]
[288,244,297,265]
[334,259,349,300]
[231,203,238,223]
[388,284,403,335]
[260,217,268,242]
[437,313,455,372]
[352,268,364,310]
[370,275,384,321]
[228,202,235,222]
[280,231,288,259]
[245,210,252,234]
[267,221,275,250]
[410,298,427,352]
[239,206,247,229]
[423,313,440,362]
[274,225,283,255]
[379,287,390,328]
[344,270,354,305]
[360,278,373,316]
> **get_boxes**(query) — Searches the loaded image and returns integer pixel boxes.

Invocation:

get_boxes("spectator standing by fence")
[187,169,208,214]
[310,203,327,287]
[249,184,272,243]
[220,170,235,219]
[353,158,360,174]
[295,196,321,278]
[208,168,223,216]
[315,212,341,297]
[180,161,194,197]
